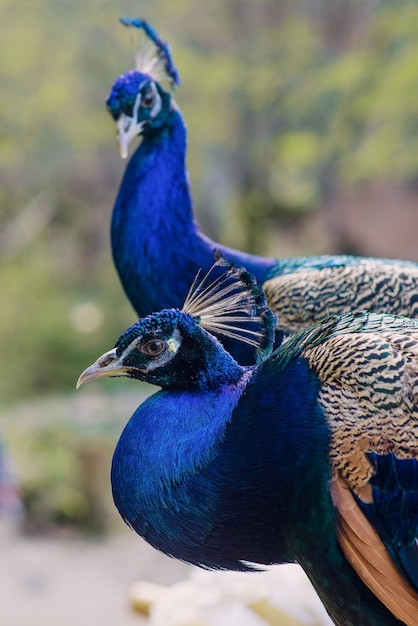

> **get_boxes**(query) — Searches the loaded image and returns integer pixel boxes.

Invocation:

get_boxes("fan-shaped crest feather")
[182,252,276,361]
[119,17,181,87]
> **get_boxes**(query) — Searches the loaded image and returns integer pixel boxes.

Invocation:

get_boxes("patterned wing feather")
[297,312,418,499]
[284,313,418,618]
[264,262,418,333]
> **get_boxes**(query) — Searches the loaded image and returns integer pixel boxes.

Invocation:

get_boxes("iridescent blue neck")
[111,105,276,320]
[111,106,204,315]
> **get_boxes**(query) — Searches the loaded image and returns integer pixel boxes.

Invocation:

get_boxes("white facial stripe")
[137,79,162,119]
[149,82,162,118]
[146,329,182,372]
[132,91,142,120]
[119,329,182,372]
[117,336,142,365]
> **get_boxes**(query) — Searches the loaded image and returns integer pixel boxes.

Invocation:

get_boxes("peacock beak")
[76,348,131,388]
[116,115,136,159]
[116,115,146,160]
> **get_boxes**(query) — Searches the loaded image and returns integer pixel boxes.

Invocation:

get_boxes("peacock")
[78,259,418,626]
[106,17,418,364]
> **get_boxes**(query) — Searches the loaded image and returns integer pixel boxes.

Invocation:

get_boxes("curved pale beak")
[76,348,130,389]
[116,115,146,159]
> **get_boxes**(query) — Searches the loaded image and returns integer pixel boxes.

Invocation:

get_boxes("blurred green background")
[2,0,418,531]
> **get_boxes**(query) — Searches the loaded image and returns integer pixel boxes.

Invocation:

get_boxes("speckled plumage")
[263,261,418,334]
[280,313,418,498]
[106,18,418,364]
[79,274,418,626]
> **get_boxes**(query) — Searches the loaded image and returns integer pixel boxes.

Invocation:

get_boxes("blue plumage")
[106,18,418,365]
[359,454,418,589]
[79,264,418,625]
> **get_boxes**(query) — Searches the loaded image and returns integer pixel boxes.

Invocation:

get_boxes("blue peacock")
[106,17,418,364]
[78,259,418,626]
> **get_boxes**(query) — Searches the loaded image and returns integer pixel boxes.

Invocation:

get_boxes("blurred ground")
[0,524,190,626]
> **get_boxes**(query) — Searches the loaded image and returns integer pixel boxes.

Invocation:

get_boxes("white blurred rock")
[129,564,334,626]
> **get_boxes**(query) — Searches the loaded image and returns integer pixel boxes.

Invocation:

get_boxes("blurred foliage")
[0,387,149,532]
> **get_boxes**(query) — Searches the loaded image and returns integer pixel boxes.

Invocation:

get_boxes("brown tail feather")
[330,473,418,626]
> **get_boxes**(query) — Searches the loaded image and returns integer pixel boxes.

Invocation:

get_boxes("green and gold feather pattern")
[264,261,418,334]
[292,312,418,500]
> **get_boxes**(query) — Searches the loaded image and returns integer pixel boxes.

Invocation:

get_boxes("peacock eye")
[141,339,165,356]
[142,91,155,109]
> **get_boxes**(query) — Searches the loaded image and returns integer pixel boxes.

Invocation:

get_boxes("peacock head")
[77,308,220,389]
[106,17,181,159]
[77,255,276,390]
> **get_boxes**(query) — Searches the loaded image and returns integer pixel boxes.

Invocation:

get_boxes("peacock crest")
[182,252,276,361]
[119,17,181,88]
